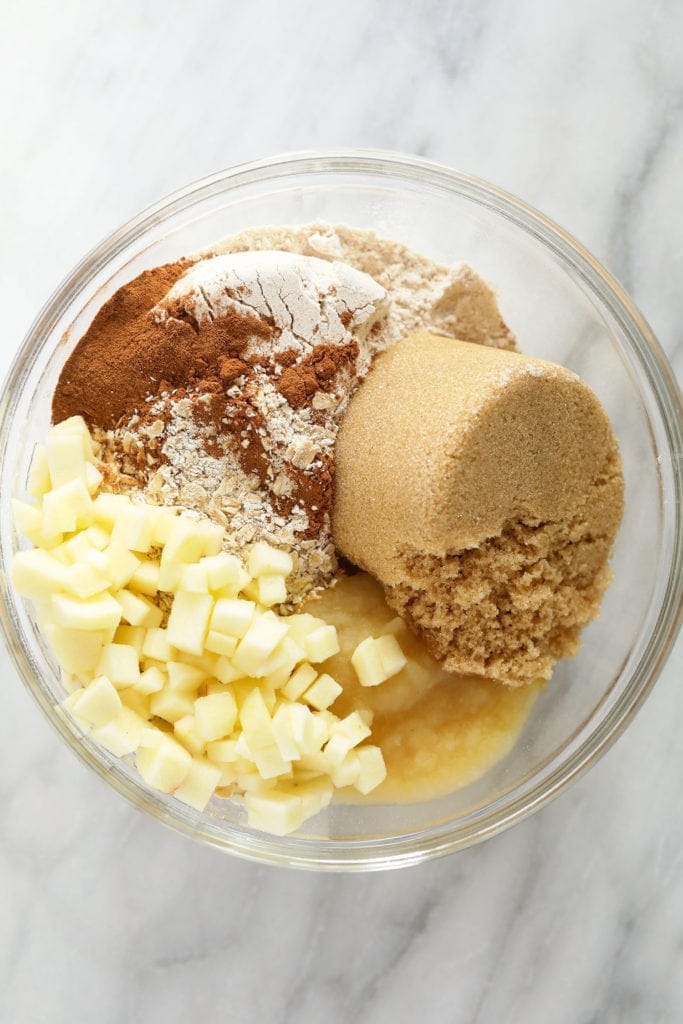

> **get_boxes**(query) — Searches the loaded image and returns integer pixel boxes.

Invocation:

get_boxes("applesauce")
[304,573,540,803]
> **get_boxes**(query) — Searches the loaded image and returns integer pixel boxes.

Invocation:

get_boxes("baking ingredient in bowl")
[333,332,624,686]
[52,225,517,604]
[12,417,396,835]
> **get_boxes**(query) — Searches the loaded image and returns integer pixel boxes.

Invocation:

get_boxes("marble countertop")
[1,2,681,1021]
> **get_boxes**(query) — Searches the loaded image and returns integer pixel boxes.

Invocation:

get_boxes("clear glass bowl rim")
[1,149,681,871]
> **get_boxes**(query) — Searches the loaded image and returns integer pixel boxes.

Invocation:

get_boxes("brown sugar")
[333,332,624,686]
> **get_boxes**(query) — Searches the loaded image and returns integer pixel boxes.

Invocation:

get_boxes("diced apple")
[255,574,287,607]
[283,613,326,647]
[204,630,238,657]
[179,562,209,593]
[142,627,175,662]
[232,612,288,677]
[51,415,97,459]
[210,597,254,639]
[63,561,109,599]
[134,665,166,695]
[114,590,162,628]
[354,745,387,794]
[271,704,302,762]
[100,546,141,592]
[58,689,91,730]
[12,548,68,599]
[252,745,291,780]
[136,732,192,792]
[247,541,293,578]
[84,463,103,495]
[73,674,122,727]
[95,642,140,689]
[375,634,407,678]
[239,687,274,750]
[330,750,360,789]
[174,757,221,810]
[128,558,160,596]
[92,492,132,529]
[45,431,88,487]
[303,624,340,664]
[194,691,238,742]
[12,499,42,540]
[205,738,239,764]
[211,656,241,685]
[245,790,303,836]
[166,591,213,655]
[51,592,122,633]
[351,635,406,687]
[113,625,145,656]
[161,517,224,569]
[91,707,148,756]
[326,712,371,765]
[110,503,156,552]
[173,715,207,757]
[303,673,342,712]
[119,689,151,719]
[27,444,51,497]
[43,623,107,677]
[167,662,207,693]
[149,687,195,724]
[281,662,317,701]
[295,776,334,821]
[201,552,244,592]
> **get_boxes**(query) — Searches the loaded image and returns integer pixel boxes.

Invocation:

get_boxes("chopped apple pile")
[11,416,398,836]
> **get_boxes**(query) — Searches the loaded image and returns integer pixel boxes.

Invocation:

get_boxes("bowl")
[1,151,681,871]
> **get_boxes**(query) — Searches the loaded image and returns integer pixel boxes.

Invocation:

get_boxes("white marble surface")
[1,1,682,1021]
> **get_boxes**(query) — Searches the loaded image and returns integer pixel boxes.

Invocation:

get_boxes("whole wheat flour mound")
[333,332,624,686]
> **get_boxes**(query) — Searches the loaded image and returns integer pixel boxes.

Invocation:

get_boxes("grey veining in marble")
[1,1,681,1022]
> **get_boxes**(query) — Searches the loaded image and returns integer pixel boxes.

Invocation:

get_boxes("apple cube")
[113,625,145,656]
[73,674,122,727]
[303,624,340,664]
[12,548,68,599]
[296,776,334,821]
[202,552,244,591]
[174,757,221,810]
[326,712,372,764]
[166,591,213,655]
[91,707,148,756]
[58,689,91,730]
[136,732,192,792]
[92,492,132,529]
[110,503,156,552]
[84,463,103,495]
[194,691,238,742]
[255,573,287,607]
[51,592,122,633]
[115,590,163,628]
[283,613,326,647]
[245,790,303,836]
[134,665,166,695]
[101,546,141,590]
[120,689,151,719]
[63,561,109,599]
[45,430,88,487]
[206,738,239,764]
[179,562,209,593]
[161,517,224,567]
[303,673,342,711]
[375,634,407,678]
[51,415,97,459]
[204,630,238,657]
[281,662,317,701]
[167,662,207,693]
[271,704,302,762]
[173,715,207,757]
[239,687,274,751]
[12,499,42,540]
[260,636,305,679]
[354,746,387,794]
[247,541,293,578]
[232,612,288,677]
[43,477,94,533]
[210,597,254,639]
[128,559,160,596]
[43,623,106,677]
[142,627,175,662]
[149,687,195,724]
[27,444,51,497]
[252,745,291,780]
[330,750,360,789]
[351,635,406,687]
[96,643,141,688]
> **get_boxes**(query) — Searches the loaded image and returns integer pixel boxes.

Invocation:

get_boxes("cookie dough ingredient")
[12,418,389,835]
[333,332,624,686]
[304,573,539,802]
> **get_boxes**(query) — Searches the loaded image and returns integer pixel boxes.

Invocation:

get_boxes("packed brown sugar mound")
[333,332,624,686]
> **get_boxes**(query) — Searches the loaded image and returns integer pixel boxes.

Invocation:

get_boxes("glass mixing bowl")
[1,151,681,871]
